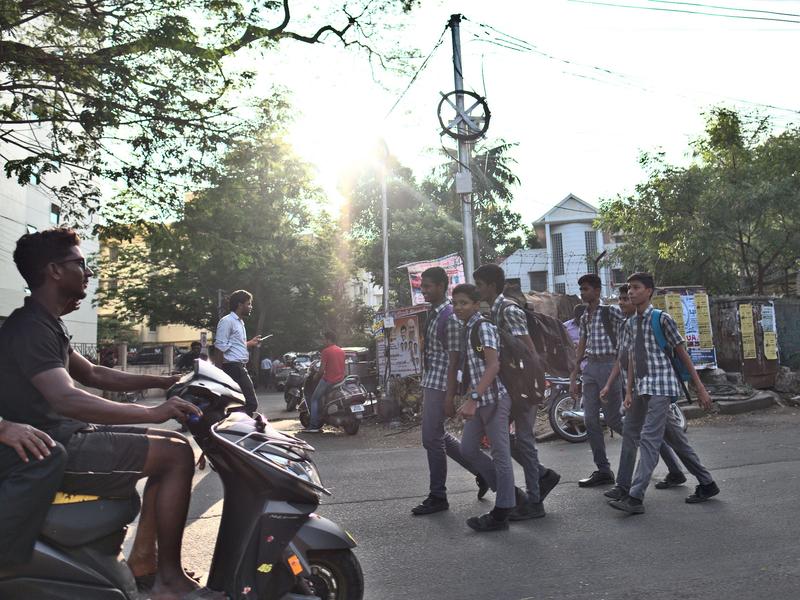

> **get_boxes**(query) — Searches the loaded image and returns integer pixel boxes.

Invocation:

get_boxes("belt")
[587,354,616,361]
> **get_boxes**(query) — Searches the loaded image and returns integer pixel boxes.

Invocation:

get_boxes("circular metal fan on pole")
[437,90,490,142]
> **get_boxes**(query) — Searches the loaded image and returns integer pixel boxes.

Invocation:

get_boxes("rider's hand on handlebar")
[0,420,56,462]
[149,396,202,424]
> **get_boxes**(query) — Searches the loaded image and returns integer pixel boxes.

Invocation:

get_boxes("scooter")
[285,366,308,412]
[298,361,366,436]
[543,375,687,443]
[0,360,364,600]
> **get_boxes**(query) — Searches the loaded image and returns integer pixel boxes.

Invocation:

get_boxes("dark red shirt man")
[321,343,346,384]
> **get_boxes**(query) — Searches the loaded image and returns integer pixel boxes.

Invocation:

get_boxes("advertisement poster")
[401,253,465,306]
[374,306,428,379]
[739,303,757,360]
[760,303,778,361]
[652,287,717,369]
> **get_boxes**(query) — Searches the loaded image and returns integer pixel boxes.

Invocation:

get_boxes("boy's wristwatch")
[469,391,480,401]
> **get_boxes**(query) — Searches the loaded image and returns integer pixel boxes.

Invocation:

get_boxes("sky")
[245,0,800,224]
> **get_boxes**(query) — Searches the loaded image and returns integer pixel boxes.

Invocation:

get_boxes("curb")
[680,390,780,419]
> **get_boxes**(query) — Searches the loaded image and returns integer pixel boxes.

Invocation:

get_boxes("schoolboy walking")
[601,284,686,501]
[609,273,719,514]
[569,274,625,487]
[411,268,488,516]
[451,283,516,532]
[473,264,561,519]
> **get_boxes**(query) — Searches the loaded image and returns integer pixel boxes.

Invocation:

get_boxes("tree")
[424,140,530,263]
[96,101,368,355]
[1,0,418,222]
[597,108,800,295]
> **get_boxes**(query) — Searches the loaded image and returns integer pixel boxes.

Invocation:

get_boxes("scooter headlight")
[256,447,324,489]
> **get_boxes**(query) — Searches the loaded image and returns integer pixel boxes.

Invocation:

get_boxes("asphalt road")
[134,392,800,600]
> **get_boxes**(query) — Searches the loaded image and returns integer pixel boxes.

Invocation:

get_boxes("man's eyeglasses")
[55,258,89,271]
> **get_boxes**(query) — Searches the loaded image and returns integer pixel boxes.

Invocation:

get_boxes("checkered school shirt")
[462,312,507,407]
[421,300,464,391]
[580,303,626,357]
[621,305,684,398]
[490,294,528,337]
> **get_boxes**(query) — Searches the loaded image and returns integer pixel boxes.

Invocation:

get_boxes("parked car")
[127,346,165,365]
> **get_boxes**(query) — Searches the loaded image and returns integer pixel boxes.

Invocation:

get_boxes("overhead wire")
[568,0,800,25]
[645,0,800,19]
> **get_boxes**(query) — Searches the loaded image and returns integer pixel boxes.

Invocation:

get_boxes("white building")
[501,194,623,298]
[347,270,383,309]
[0,166,99,349]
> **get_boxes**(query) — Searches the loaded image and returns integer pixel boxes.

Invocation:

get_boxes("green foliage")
[598,108,800,295]
[96,102,369,355]
[1,0,419,223]
[343,140,528,306]
[96,315,137,345]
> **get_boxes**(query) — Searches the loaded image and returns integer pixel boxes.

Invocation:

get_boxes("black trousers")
[222,362,259,415]
[0,442,67,567]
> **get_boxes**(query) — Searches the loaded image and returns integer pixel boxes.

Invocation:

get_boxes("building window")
[148,320,157,333]
[506,277,521,289]
[552,233,565,276]
[612,269,625,285]
[529,271,548,292]
[585,230,598,274]
[50,203,61,225]
[555,282,567,295]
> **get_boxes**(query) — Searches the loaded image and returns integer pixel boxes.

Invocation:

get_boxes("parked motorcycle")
[541,375,687,443]
[0,360,364,600]
[299,360,367,435]
[285,365,309,412]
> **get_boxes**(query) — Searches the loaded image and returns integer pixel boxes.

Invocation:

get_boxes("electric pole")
[449,13,475,282]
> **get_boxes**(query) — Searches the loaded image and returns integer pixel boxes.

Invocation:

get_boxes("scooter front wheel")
[549,392,589,443]
[302,549,364,600]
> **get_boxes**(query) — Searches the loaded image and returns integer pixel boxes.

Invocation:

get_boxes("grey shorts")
[61,425,150,498]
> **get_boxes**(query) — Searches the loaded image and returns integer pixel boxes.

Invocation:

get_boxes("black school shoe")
[608,495,645,514]
[654,472,687,489]
[467,512,509,532]
[603,485,629,501]
[578,471,615,487]
[411,494,449,515]
[539,468,561,501]
[509,499,546,521]
[685,481,720,504]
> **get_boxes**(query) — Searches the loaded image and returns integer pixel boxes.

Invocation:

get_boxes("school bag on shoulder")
[599,306,618,349]
[435,304,455,349]
[650,309,693,403]
[500,298,577,378]
[469,316,546,407]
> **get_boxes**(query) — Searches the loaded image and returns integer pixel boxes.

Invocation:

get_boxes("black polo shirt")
[0,297,88,444]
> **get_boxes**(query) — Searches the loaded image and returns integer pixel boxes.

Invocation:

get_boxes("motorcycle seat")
[40,493,141,548]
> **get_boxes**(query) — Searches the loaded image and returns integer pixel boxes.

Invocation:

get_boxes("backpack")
[599,306,618,349]
[499,298,577,378]
[650,309,692,403]
[469,314,546,407]
[435,304,455,350]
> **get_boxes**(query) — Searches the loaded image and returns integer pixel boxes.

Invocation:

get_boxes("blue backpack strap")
[436,304,454,350]
[650,309,668,351]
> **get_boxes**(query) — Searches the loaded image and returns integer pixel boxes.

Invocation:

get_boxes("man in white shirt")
[259,356,273,390]
[214,290,261,415]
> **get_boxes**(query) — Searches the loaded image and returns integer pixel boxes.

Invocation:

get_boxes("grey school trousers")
[460,393,516,509]
[617,410,684,491]
[629,395,713,500]
[509,400,542,502]
[421,387,481,499]
[582,356,624,473]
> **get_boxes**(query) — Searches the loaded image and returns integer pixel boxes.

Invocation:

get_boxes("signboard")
[759,302,778,361]
[401,253,465,306]
[374,305,429,379]
[739,303,757,359]
[652,287,717,369]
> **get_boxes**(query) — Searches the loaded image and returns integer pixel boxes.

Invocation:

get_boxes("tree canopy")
[598,107,800,295]
[96,101,372,355]
[1,0,418,222]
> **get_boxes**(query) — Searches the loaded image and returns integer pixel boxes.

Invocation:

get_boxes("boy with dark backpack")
[473,264,561,519]
[451,283,516,531]
[411,267,489,517]
[608,273,719,514]
[570,273,626,488]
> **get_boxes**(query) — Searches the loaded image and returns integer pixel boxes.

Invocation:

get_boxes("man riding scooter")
[0,228,222,600]
[300,331,346,434]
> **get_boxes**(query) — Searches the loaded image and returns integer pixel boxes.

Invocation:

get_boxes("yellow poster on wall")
[694,293,714,349]
[763,332,778,361]
[739,304,757,359]
[665,294,685,335]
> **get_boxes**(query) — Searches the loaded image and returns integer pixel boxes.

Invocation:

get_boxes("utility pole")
[449,13,475,282]
[379,139,392,399]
